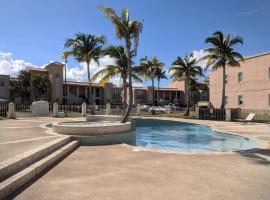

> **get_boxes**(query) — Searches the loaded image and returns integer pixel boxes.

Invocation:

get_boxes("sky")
[0,0,270,86]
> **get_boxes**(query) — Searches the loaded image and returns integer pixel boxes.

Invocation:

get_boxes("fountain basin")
[52,121,132,136]
[52,116,134,145]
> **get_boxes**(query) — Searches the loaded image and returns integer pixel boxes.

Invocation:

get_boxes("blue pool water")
[134,119,259,153]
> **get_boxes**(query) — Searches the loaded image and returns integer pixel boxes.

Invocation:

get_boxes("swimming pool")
[134,119,259,153]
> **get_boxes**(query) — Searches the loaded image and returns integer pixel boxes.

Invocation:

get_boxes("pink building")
[209,51,270,109]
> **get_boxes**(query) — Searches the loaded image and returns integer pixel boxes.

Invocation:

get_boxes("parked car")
[164,103,177,111]
[148,106,167,114]
[139,105,150,112]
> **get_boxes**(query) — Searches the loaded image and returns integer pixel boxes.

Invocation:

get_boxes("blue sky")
[0,0,270,86]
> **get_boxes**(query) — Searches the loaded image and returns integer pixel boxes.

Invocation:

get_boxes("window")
[225,75,228,84]
[224,96,228,105]
[238,72,243,82]
[0,81,4,86]
[238,95,244,105]
[55,74,60,78]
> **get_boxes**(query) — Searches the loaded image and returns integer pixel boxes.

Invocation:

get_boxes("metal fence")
[59,104,82,113]
[199,108,225,121]
[15,104,32,117]
[239,109,270,122]
[0,104,8,117]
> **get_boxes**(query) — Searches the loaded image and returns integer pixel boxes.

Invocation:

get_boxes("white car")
[164,103,177,111]
[139,105,150,111]
[148,106,167,114]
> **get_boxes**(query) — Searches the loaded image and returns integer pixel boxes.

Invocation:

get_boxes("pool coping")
[128,116,270,155]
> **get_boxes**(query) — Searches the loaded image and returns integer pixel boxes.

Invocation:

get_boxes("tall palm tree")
[63,33,105,105]
[155,68,167,105]
[137,56,164,106]
[170,53,203,116]
[91,45,142,114]
[100,6,143,123]
[202,31,244,108]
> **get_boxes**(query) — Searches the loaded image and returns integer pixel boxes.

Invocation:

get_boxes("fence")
[15,104,32,117]
[0,104,8,117]
[199,108,225,121]
[239,109,270,122]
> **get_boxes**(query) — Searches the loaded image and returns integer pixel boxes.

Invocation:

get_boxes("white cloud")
[0,52,37,77]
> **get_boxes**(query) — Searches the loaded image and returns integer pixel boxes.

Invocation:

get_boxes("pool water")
[134,119,259,153]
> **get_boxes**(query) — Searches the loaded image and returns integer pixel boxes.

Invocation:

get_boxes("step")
[0,136,71,182]
[0,140,79,199]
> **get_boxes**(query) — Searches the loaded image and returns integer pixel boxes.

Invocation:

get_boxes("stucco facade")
[0,74,10,102]
[209,51,270,109]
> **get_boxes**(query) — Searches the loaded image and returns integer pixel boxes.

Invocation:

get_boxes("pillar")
[225,108,232,121]
[106,103,111,115]
[8,102,16,119]
[82,103,87,117]
[195,106,200,119]
[53,103,58,117]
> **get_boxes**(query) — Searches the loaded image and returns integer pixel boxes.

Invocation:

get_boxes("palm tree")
[137,56,164,106]
[169,53,203,116]
[155,68,167,105]
[91,45,142,114]
[202,31,244,108]
[100,6,143,123]
[63,33,105,105]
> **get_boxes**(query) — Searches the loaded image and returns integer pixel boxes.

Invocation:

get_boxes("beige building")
[3,61,208,106]
[0,74,10,102]
[209,51,270,109]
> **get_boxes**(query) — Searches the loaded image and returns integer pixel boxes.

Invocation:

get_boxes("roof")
[243,51,270,60]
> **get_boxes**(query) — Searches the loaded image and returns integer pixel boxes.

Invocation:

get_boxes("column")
[53,103,58,117]
[8,102,16,119]
[82,103,87,117]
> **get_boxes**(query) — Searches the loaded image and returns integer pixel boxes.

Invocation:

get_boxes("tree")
[155,68,167,105]
[31,74,50,101]
[17,71,32,103]
[91,45,142,114]
[170,53,203,116]
[63,33,105,105]
[137,56,164,106]
[100,6,143,123]
[202,31,244,108]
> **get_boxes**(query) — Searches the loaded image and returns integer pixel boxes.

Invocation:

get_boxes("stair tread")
[0,140,79,188]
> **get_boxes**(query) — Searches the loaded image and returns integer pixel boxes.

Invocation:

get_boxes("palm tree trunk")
[87,61,93,105]
[121,40,133,123]
[184,78,190,116]
[152,78,155,106]
[157,79,160,106]
[221,65,226,109]
[122,78,127,116]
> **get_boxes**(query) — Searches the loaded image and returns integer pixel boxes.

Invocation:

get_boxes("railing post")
[82,103,87,117]
[106,103,111,115]
[195,106,200,119]
[8,102,16,119]
[225,108,232,121]
[53,103,58,117]
[136,104,140,115]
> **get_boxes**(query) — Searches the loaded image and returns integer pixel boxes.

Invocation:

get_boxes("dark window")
[225,96,228,105]
[238,95,243,105]
[55,74,60,78]
[0,81,4,86]
[238,72,243,82]
[225,75,228,84]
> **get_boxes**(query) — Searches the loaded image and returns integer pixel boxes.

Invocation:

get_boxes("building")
[0,74,10,102]
[209,51,270,109]
[2,62,208,106]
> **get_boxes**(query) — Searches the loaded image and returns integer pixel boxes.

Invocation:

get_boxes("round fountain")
[52,115,134,145]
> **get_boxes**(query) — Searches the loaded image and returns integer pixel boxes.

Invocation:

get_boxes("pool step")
[0,138,79,199]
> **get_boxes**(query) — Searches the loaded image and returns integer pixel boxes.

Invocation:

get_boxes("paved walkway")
[0,117,270,199]
[0,117,84,161]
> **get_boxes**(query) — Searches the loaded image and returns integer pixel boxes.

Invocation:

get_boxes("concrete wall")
[209,52,270,109]
[0,75,10,101]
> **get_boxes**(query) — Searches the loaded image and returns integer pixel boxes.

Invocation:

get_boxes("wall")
[0,75,10,101]
[209,52,270,109]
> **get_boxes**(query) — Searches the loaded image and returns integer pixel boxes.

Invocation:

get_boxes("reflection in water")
[134,119,258,153]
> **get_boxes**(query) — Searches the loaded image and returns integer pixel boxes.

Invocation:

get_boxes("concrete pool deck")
[0,117,270,199]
